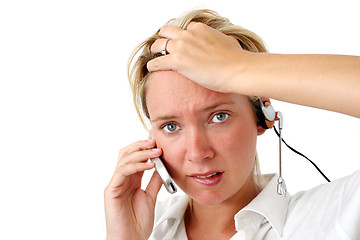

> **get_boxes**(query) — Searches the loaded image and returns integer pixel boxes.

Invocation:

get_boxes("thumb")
[145,170,163,203]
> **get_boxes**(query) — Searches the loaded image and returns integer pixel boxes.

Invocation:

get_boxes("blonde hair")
[128,9,267,187]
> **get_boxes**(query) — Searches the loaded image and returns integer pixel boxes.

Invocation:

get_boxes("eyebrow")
[151,101,236,123]
[201,100,236,112]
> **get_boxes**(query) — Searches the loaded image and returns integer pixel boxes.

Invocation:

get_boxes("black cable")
[273,126,331,182]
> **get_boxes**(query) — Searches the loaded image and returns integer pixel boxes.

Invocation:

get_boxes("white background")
[0,0,359,239]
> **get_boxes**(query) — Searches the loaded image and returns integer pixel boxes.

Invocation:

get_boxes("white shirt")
[149,171,360,240]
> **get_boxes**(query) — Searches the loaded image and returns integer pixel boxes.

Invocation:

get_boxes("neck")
[185,175,260,239]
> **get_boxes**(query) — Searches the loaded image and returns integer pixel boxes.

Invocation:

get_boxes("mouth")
[192,172,222,178]
[188,171,224,186]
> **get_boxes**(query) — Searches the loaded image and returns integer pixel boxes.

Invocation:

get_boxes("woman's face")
[146,71,263,205]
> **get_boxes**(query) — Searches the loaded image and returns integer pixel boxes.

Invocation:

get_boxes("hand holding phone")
[150,131,177,194]
[105,139,163,240]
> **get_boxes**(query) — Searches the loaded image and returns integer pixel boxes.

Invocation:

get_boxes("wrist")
[227,50,259,95]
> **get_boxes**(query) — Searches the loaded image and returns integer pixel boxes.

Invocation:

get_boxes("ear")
[257,97,272,135]
[257,125,267,136]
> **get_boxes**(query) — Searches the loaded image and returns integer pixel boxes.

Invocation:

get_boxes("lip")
[187,171,224,186]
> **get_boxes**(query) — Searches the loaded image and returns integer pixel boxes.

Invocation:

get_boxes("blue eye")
[163,123,179,133]
[212,113,229,123]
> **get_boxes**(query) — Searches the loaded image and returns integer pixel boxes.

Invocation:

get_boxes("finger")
[119,161,155,178]
[118,140,156,162]
[109,161,155,188]
[147,54,178,72]
[186,21,200,31]
[125,139,156,153]
[125,148,162,165]
[260,97,271,105]
[187,22,241,48]
[150,38,172,55]
[145,171,163,203]
[158,25,184,39]
[118,148,162,167]
[186,22,216,36]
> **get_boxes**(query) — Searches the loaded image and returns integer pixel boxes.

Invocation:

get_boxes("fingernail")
[151,148,161,153]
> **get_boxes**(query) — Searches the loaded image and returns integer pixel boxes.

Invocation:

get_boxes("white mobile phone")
[150,157,177,194]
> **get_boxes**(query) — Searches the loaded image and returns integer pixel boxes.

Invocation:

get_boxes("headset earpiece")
[258,98,277,129]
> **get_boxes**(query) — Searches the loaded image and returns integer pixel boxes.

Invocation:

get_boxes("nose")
[185,128,215,163]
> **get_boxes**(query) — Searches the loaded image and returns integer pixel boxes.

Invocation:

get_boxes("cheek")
[154,137,184,178]
[219,122,258,160]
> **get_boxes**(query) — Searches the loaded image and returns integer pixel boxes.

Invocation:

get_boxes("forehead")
[146,71,250,119]
[147,71,227,102]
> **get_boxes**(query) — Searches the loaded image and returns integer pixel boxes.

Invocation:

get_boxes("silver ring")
[161,39,170,55]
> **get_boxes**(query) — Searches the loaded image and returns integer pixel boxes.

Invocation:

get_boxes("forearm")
[234,53,360,118]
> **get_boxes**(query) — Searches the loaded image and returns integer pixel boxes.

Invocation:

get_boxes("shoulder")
[290,170,360,205]
[285,170,360,239]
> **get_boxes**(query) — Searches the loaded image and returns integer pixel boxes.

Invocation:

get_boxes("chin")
[190,190,228,206]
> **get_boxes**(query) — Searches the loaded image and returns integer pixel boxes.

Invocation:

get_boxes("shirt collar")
[152,194,189,232]
[152,174,290,239]
[234,174,290,238]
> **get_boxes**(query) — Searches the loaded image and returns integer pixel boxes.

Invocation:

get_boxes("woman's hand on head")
[104,139,163,240]
[147,21,360,118]
[147,22,248,93]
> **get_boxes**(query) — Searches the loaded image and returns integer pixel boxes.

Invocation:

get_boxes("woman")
[105,9,360,240]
